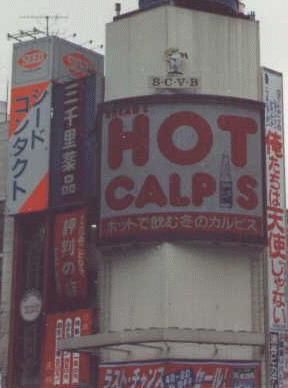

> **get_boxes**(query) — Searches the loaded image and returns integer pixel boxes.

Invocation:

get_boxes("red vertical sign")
[41,309,92,388]
[54,208,88,307]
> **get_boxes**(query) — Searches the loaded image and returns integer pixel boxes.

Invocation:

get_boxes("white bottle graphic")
[219,151,233,209]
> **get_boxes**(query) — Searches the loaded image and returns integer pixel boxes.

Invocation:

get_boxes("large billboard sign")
[8,36,103,215]
[99,95,265,244]
[54,209,88,307]
[41,309,92,388]
[99,360,261,387]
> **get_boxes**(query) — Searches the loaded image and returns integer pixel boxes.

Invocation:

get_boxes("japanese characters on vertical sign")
[51,75,97,207]
[58,80,84,202]
[98,360,261,387]
[54,209,88,306]
[263,69,287,330]
[99,96,265,244]
[7,82,51,214]
[41,310,92,388]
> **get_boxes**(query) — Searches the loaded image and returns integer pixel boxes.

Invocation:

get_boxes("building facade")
[3,1,287,387]
[95,1,267,386]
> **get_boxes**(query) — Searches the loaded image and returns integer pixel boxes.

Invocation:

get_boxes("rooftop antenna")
[20,14,68,36]
[7,27,45,42]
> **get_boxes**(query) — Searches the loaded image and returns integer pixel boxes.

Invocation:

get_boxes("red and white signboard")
[12,36,102,87]
[41,309,92,388]
[54,209,88,306]
[62,51,96,79]
[263,69,287,331]
[99,360,261,387]
[100,96,265,243]
[8,36,103,216]
[7,81,51,214]
[17,48,48,70]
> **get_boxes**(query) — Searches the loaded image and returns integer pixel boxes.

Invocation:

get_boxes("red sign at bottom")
[99,360,261,387]
[41,309,92,388]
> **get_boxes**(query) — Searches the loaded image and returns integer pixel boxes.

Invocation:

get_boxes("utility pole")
[20,15,68,36]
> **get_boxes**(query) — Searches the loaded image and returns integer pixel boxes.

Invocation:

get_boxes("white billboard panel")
[12,38,52,87]
[99,96,265,243]
[263,69,287,331]
[12,36,103,87]
[7,81,52,214]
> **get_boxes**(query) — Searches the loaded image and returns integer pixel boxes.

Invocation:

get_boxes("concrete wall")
[108,243,252,331]
[98,242,265,363]
[106,6,260,101]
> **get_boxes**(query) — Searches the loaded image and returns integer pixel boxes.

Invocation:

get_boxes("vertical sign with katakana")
[263,68,288,387]
[7,81,52,214]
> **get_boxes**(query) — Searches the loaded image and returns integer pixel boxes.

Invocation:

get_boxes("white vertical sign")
[263,68,288,388]
[263,68,287,330]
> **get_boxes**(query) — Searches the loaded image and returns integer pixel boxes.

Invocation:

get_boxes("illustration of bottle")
[219,151,233,209]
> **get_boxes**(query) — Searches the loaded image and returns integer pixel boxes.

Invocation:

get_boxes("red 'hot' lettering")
[108,115,149,169]
[157,111,213,165]
[218,115,258,167]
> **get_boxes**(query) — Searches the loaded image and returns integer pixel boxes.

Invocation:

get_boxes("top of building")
[114,0,251,22]
[139,0,240,15]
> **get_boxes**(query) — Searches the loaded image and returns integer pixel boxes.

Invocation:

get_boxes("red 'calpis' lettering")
[105,176,134,210]
[237,175,258,210]
[192,173,216,206]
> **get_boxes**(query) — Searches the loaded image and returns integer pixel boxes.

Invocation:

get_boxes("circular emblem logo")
[17,49,48,70]
[20,290,42,322]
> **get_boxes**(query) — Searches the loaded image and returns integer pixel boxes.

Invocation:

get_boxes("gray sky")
[0,0,137,96]
[1,0,287,155]
[0,0,286,98]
